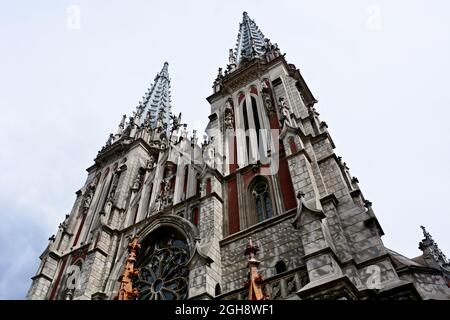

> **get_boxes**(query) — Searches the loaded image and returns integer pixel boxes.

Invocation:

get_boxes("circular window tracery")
[134,228,190,300]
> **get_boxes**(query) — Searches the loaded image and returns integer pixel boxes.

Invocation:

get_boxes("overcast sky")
[1,0,449,299]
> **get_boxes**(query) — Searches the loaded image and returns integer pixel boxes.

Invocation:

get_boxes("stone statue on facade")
[261,80,275,114]
[82,183,96,212]
[105,133,114,147]
[170,112,182,132]
[278,97,294,128]
[224,101,235,130]
[229,49,236,65]
[191,130,198,146]
[146,155,155,171]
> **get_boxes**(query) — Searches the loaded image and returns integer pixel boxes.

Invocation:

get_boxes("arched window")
[192,207,199,226]
[205,178,212,195]
[250,96,261,147]
[275,260,287,274]
[196,178,201,196]
[215,283,222,296]
[288,136,297,153]
[183,165,189,196]
[134,227,190,300]
[242,100,250,160]
[251,180,274,223]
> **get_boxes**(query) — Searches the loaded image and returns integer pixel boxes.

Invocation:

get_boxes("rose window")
[134,229,190,300]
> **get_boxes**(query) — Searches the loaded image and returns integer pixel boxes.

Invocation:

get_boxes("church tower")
[27,12,450,300]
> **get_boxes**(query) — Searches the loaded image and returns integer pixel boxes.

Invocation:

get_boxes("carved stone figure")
[108,170,121,201]
[261,80,275,114]
[82,183,96,212]
[191,129,198,145]
[278,97,294,128]
[170,112,182,132]
[146,155,155,170]
[132,170,144,190]
[105,133,114,147]
[180,124,188,139]
[224,104,235,130]
[229,49,236,65]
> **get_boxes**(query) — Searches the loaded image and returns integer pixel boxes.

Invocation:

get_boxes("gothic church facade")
[27,12,450,300]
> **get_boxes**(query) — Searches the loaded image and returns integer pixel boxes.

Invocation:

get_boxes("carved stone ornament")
[261,79,275,114]
[134,235,190,300]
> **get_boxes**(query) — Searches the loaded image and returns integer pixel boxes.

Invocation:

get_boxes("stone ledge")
[297,274,360,300]
[199,191,223,204]
[31,273,53,282]
[285,148,312,163]
[188,292,214,300]
[303,246,340,264]
[316,153,338,165]
[320,194,339,208]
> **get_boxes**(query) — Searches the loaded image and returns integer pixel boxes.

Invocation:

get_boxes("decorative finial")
[115,235,141,300]
[244,237,267,300]
[419,226,450,271]
[364,199,372,208]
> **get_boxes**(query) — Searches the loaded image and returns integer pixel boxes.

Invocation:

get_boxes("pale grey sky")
[0,0,449,299]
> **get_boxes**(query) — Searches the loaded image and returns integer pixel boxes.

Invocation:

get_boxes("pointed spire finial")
[244,237,267,300]
[233,12,267,66]
[131,62,172,130]
[115,114,127,137]
[115,235,141,300]
[419,226,450,271]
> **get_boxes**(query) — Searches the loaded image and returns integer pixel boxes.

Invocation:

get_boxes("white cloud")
[0,0,449,299]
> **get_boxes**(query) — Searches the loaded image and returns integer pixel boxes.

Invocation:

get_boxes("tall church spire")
[214,11,281,90]
[134,62,172,129]
[234,12,268,66]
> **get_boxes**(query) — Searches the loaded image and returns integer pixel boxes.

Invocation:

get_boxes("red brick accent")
[278,156,297,211]
[49,257,67,300]
[238,93,245,105]
[228,178,240,234]
[289,137,297,153]
[72,213,87,246]
[269,113,280,130]
[206,178,212,195]
[229,136,238,173]
[192,207,199,226]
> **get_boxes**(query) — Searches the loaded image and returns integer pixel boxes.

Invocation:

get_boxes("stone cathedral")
[27,12,450,300]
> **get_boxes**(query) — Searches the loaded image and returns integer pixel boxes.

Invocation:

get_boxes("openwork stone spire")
[134,62,172,129]
[419,226,450,271]
[234,12,267,65]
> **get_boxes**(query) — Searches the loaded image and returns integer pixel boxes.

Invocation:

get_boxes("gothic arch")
[134,226,190,300]
[275,260,287,274]
[105,215,199,299]
[245,176,276,227]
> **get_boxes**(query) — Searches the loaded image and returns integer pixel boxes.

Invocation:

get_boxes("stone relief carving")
[278,97,294,128]
[261,79,276,115]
